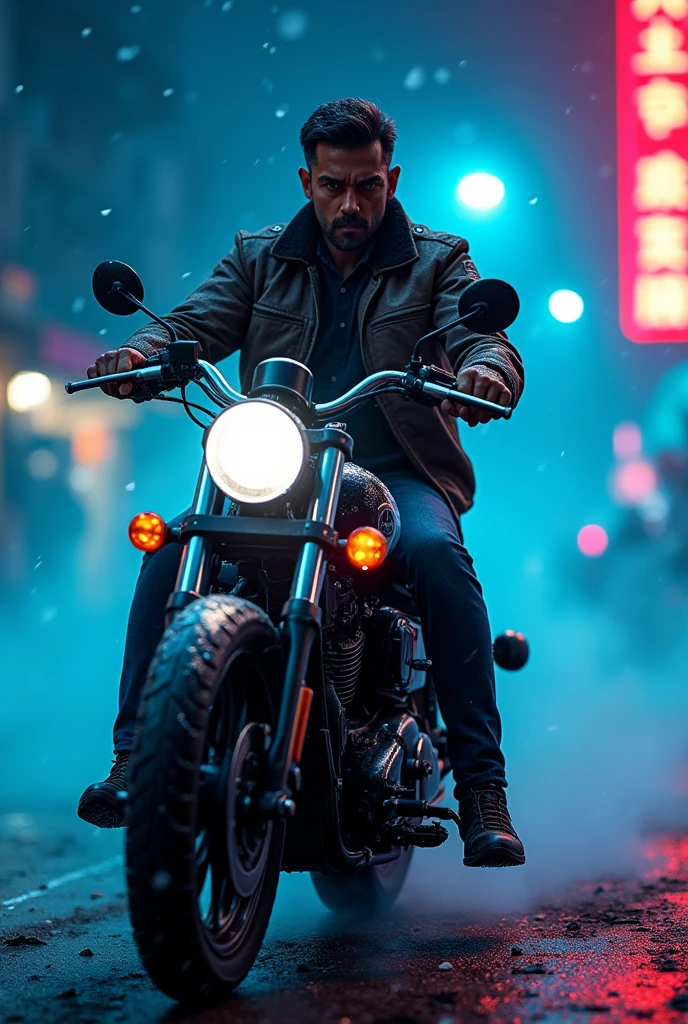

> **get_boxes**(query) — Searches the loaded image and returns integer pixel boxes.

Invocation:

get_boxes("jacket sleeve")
[120,233,254,364]
[434,238,525,405]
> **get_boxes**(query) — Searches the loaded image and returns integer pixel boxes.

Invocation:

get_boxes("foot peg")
[384,820,449,849]
[382,797,461,849]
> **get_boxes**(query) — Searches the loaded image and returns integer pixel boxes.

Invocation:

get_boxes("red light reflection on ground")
[643,834,688,878]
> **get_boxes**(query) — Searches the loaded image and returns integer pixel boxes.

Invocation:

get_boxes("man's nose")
[340,189,360,215]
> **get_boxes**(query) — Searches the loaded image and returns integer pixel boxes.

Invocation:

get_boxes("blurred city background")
[2,0,688,906]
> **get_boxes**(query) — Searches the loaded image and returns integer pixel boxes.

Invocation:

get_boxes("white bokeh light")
[7,371,52,412]
[456,172,505,210]
[549,289,584,323]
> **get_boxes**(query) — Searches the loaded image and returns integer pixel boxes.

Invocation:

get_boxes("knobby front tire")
[126,594,283,1003]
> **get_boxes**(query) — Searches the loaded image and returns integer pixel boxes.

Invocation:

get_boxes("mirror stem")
[112,282,177,343]
[408,302,487,370]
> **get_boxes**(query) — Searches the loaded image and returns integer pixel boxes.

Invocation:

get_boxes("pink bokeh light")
[613,459,657,505]
[613,421,642,460]
[577,524,609,558]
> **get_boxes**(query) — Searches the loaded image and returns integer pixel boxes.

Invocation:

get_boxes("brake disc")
[226,722,273,899]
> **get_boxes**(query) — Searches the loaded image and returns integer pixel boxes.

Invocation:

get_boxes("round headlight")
[205,400,308,504]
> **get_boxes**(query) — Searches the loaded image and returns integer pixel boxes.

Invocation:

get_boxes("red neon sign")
[618,0,688,343]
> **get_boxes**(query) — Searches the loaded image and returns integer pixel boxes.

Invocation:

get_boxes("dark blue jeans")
[113,470,506,794]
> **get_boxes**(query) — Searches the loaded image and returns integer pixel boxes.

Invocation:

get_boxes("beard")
[318,211,383,251]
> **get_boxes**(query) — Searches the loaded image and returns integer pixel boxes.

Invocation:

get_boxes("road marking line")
[1,855,124,908]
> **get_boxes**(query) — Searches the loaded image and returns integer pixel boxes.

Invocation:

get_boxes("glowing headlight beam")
[205,400,307,504]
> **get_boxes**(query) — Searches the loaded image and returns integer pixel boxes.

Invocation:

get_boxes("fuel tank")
[334,463,401,555]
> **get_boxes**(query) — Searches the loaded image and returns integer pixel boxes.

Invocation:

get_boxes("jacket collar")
[271,196,419,272]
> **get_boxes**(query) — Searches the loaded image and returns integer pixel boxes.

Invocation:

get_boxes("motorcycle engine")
[340,711,440,836]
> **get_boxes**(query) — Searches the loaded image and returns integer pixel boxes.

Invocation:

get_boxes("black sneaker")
[77,753,129,829]
[458,782,525,867]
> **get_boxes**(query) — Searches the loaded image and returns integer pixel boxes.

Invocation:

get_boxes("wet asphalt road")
[3,806,688,1024]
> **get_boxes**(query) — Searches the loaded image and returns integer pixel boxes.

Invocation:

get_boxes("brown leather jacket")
[122,197,524,521]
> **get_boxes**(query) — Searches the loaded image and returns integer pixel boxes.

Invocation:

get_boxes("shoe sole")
[77,795,126,829]
[463,843,526,868]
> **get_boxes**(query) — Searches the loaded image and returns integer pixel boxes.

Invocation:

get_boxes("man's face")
[298,141,400,251]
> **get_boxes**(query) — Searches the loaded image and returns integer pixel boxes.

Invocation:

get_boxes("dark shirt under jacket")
[308,239,412,477]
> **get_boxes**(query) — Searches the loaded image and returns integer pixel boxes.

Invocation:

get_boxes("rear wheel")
[311,848,413,914]
[126,595,283,1003]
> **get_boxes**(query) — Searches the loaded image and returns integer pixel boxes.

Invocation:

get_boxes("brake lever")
[65,339,202,401]
[401,365,512,419]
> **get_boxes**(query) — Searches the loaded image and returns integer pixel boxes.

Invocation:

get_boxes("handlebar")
[65,360,512,420]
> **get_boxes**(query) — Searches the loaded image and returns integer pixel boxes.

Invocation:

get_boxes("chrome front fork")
[266,444,346,800]
[164,459,225,627]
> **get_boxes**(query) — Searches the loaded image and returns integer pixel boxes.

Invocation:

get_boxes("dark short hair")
[299,98,397,170]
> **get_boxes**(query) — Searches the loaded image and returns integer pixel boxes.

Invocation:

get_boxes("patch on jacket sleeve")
[462,258,481,281]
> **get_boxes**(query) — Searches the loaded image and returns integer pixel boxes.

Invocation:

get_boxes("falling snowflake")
[81,27,92,38]
[181,271,192,278]
[457,59,468,69]
[275,104,289,118]
[14,84,23,94]
[403,67,425,90]
[99,328,108,335]
[529,197,539,205]
[116,44,141,62]
[434,67,451,84]
[100,208,112,216]
[125,481,136,491]
[72,297,86,314]
[260,77,274,92]
[163,88,174,97]
[221,0,233,9]
[276,8,309,40]
[131,4,142,11]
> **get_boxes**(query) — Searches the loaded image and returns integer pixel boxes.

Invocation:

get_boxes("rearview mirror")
[92,261,145,315]
[458,278,520,335]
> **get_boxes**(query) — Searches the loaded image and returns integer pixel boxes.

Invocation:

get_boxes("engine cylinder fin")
[324,629,365,708]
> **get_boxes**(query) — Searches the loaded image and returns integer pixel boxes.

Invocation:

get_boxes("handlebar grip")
[65,365,163,395]
[422,380,513,419]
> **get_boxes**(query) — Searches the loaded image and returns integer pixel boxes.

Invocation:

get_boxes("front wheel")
[311,848,413,914]
[126,594,283,1003]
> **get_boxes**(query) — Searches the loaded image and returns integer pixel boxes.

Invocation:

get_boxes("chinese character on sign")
[636,77,688,139]
[633,17,688,75]
[635,150,688,209]
[636,214,688,270]
[634,273,688,327]
[632,0,688,18]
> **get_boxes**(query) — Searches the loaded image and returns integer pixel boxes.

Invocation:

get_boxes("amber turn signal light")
[345,526,387,571]
[128,511,167,552]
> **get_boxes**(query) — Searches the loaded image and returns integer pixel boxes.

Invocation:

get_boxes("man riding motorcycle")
[78,97,526,868]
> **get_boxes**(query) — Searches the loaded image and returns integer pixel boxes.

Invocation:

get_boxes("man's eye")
[361,182,375,190]
[325,183,339,190]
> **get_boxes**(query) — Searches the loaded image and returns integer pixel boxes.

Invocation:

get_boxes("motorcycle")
[66,262,529,1003]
